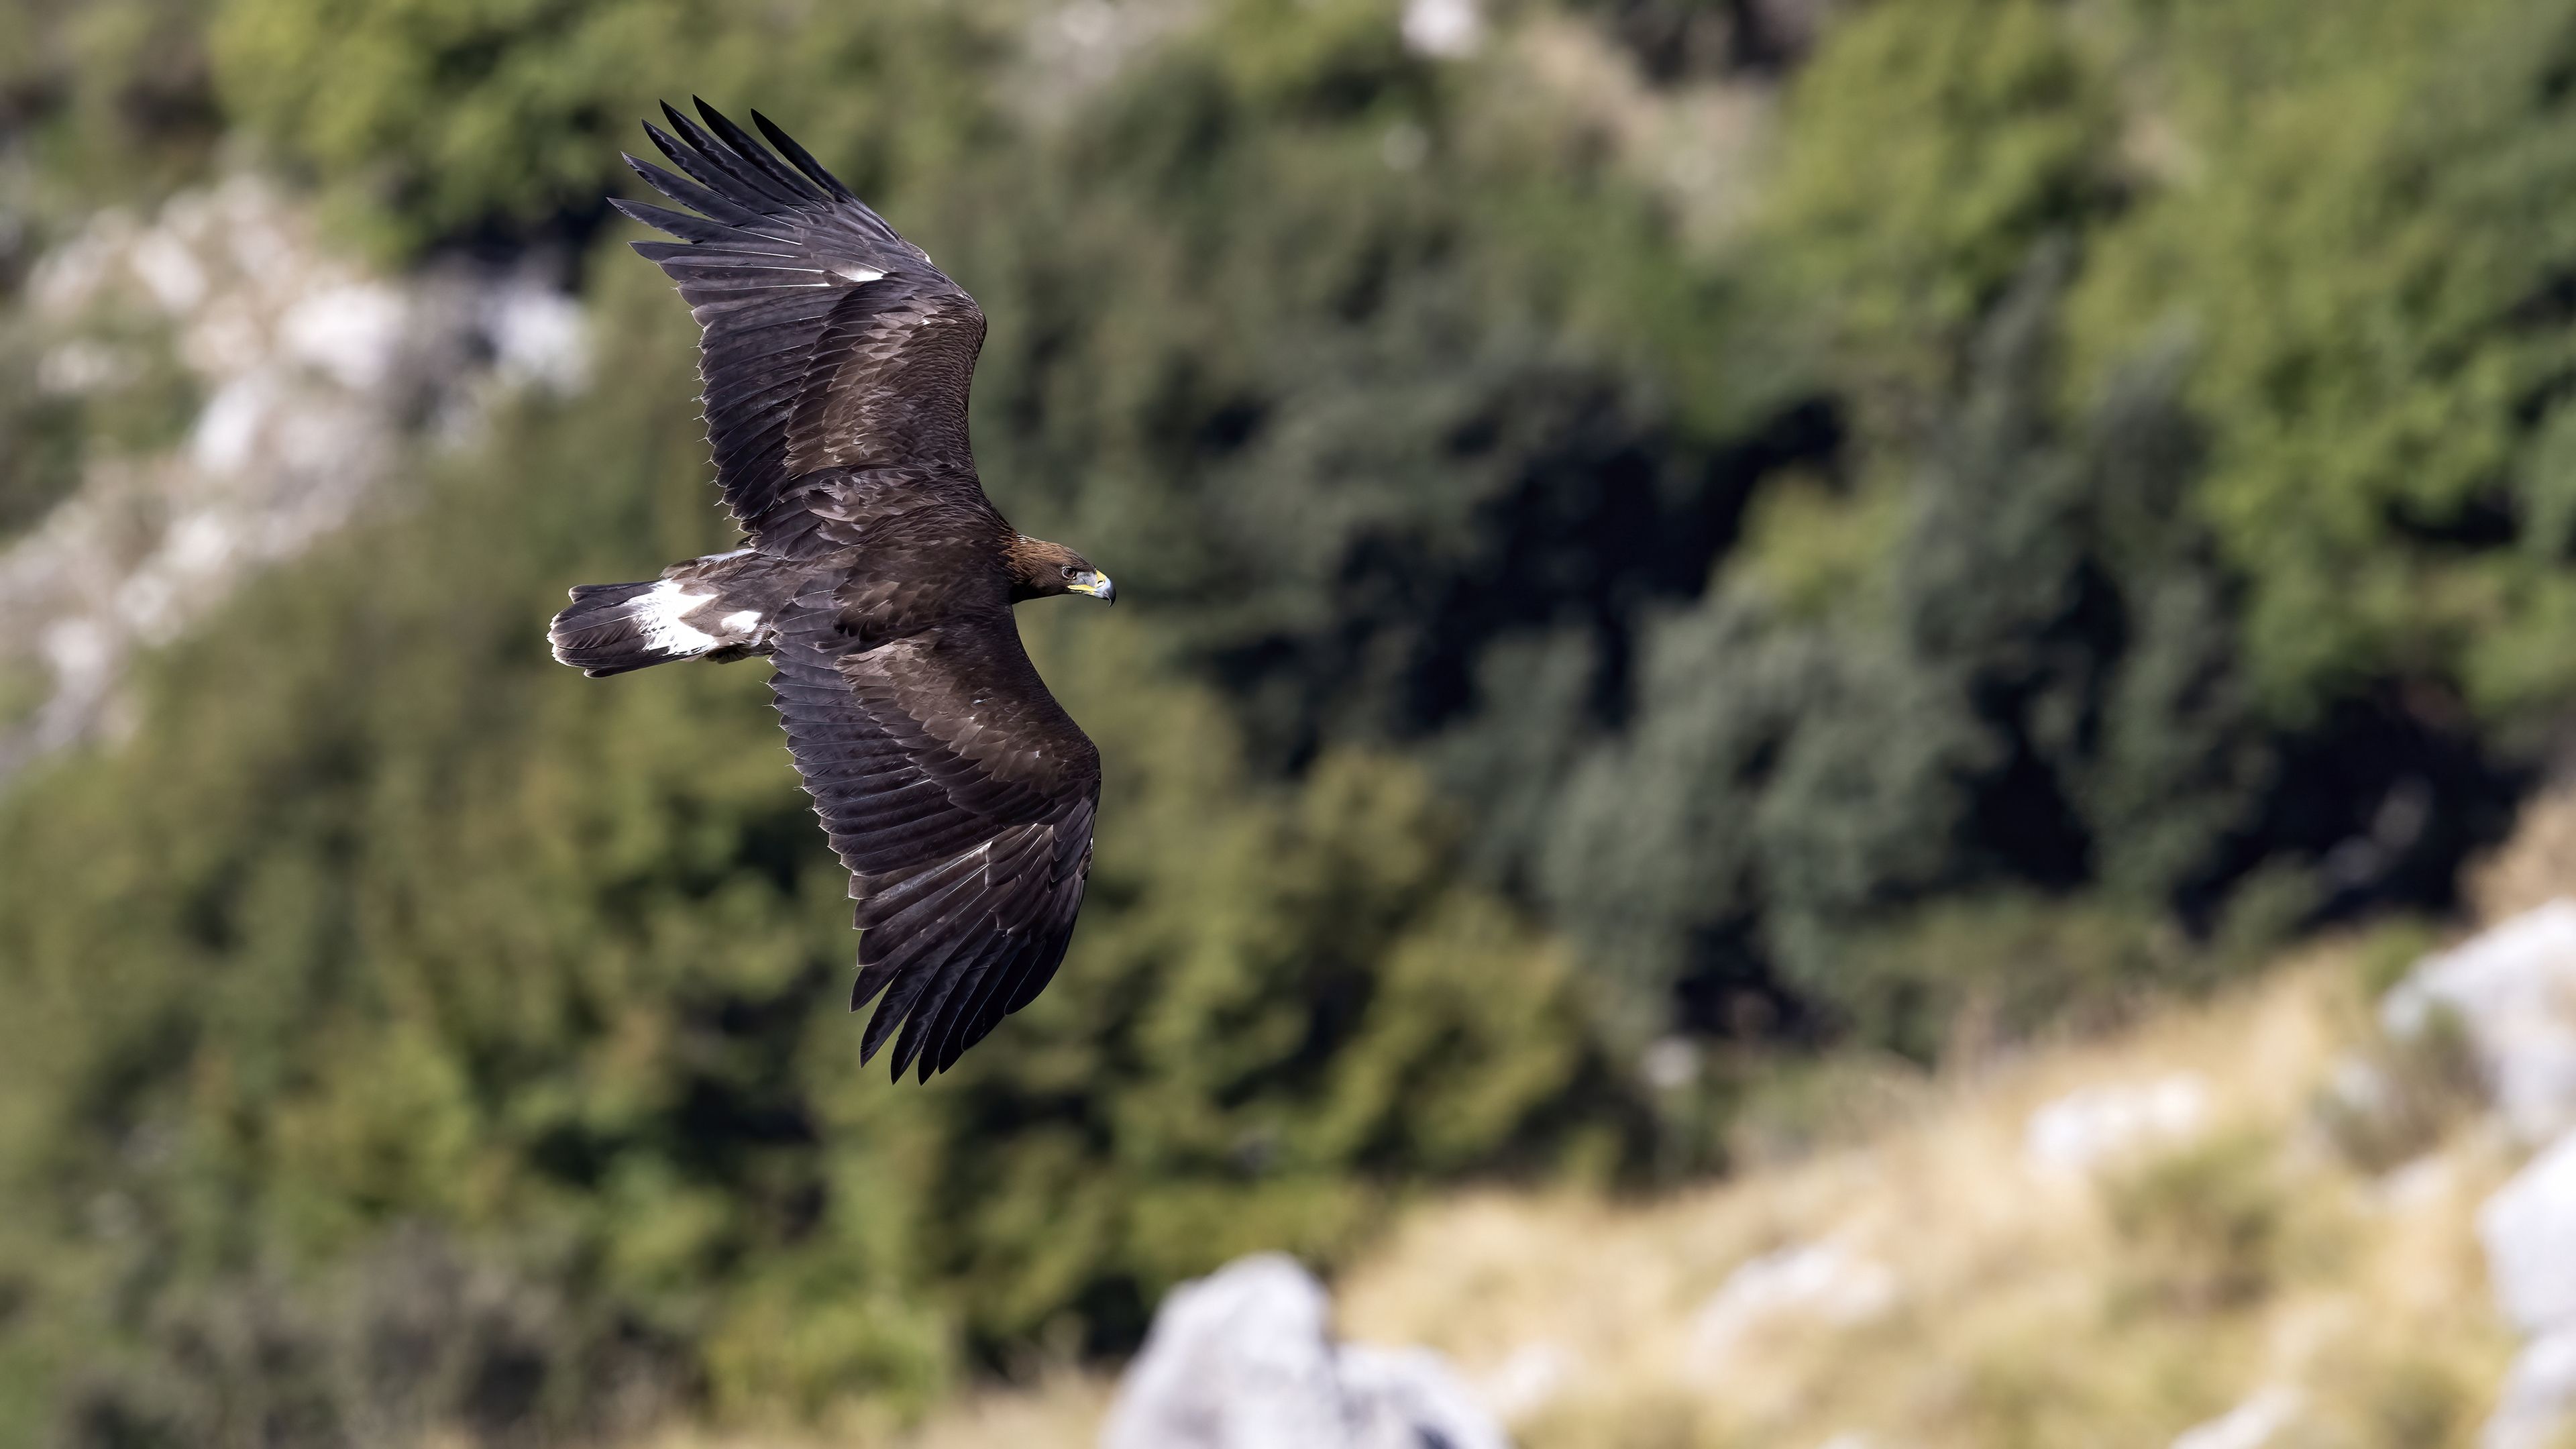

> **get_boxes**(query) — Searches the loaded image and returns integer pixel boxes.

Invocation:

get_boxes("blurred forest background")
[1,0,2572,1442]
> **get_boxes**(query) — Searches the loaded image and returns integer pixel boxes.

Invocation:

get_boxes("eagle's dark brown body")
[547,103,1113,1080]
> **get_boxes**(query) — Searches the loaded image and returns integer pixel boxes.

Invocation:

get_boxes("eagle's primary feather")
[549,99,1113,1081]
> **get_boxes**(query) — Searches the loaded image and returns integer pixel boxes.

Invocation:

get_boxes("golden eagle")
[548,101,1113,1081]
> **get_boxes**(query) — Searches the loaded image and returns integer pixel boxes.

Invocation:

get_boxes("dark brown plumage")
[546,100,1115,1081]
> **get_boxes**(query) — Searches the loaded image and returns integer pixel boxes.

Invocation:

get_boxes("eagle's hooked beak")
[1070,570,1116,604]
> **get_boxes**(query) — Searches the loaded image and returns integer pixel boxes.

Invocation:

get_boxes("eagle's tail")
[549,578,719,678]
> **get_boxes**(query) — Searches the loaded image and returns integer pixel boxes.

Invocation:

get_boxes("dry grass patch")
[1334,953,2518,1449]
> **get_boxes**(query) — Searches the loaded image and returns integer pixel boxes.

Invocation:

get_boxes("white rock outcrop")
[1,176,584,781]
[2023,1075,2209,1173]
[1473,1341,1573,1424]
[2170,1386,2302,1449]
[1101,1254,1507,1449]
[2383,901,2576,1144]
[1690,1240,1896,1366]
[2485,1330,2576,1449]
[2481,1133,2576,1336]
[1401,0,1484,58]
[2477,1133,2576,1449]
[2386,905,2576,1445]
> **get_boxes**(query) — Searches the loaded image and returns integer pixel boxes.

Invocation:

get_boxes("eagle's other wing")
[615,100,987,549]
[768,586,1100,1081]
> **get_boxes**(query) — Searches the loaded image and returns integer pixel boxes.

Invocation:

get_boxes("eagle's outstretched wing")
[613,102,1098,1079]
[614,99,988,551]
[768,586,1100,1081]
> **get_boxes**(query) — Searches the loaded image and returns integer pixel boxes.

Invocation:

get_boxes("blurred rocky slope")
[631,901,2571,1448]
[762,809,2576,1449]
[0,176,582,777]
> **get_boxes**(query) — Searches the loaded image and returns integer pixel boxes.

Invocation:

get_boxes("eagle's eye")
[1060,566,1079,579]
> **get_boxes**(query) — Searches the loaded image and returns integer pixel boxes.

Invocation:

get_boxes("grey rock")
[1101,1254,1508,1449]
[2023,1075,2209,1174]
[2383,902,2576,1144]
[2170,1387,2302,1449]
[2483,1328,2576,1449]
[1399,0,1483,58]
[2481,1133,2576,1336]
[1,176,586,783]
[1336,1343,1506,1449]
[1689,1241,1896,1368]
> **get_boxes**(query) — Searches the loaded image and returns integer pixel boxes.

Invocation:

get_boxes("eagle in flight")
[548,101,1112,1081]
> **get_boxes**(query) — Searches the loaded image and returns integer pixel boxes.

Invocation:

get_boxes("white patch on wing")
[637,577,721,655]
[836,265,887,284]
[719,609,763,635]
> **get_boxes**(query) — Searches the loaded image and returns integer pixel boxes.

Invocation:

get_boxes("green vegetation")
[1,0,2573,1438]
[0,254,1613,1439]
[2102,1128,2287,1313]
[2070,0,2576,723]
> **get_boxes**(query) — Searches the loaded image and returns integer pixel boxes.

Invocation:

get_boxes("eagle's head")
[1007,535,1116,605]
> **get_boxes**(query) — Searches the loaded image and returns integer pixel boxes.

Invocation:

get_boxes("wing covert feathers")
[767,591,1097,1082]
[617,99,988,534]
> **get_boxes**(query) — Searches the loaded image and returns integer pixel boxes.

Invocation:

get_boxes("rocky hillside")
[0,179,582,779]
[818,812,2576,1448]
